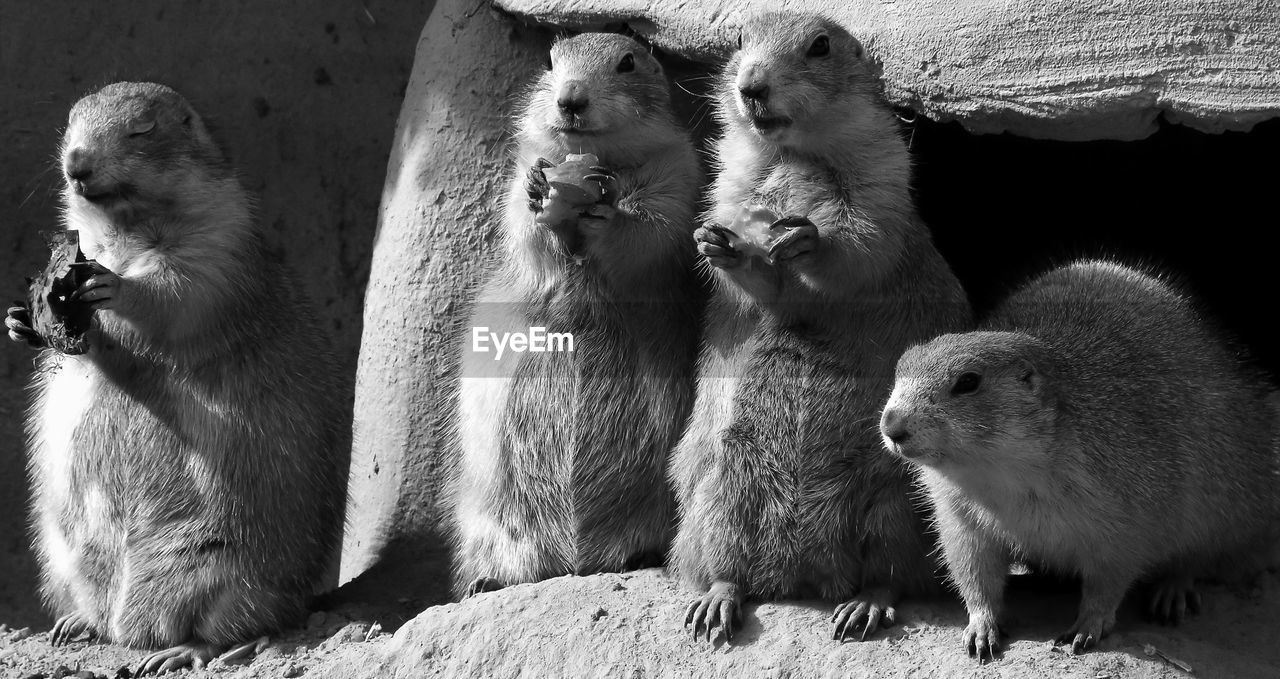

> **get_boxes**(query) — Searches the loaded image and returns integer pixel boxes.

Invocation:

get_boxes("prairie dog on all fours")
[6,82,350,674]
[672,12,972,645]
[448,32,702,598]
[882,259,1280,660]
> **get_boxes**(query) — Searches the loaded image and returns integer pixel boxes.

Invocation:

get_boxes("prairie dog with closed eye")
[7,81,350,674]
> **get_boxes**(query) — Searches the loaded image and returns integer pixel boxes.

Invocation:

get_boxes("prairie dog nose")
[881,407,911,445]
[64,148,94,182]
[737,65,769,101]
[557,80,589,114]
[738,82,769,101]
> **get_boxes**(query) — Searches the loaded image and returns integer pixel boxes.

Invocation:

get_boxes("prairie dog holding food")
[6,82,350,674]
[883,259,1280,659]
[671,12,971,644]
[449,32,702,598]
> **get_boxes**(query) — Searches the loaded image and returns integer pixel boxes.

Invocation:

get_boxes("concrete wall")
[0,0,433,626]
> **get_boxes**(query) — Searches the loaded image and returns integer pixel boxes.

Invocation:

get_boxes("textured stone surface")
[6,569,1279,676]
[0,0,432,627]
[496,0,1280,140]
[340,0,544,582]
[331,569,1280,678]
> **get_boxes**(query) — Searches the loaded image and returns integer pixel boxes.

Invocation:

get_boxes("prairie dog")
[448,33,702,598]
[882,259,1280,659]
[672,12,972,644]
[6,82,350,674]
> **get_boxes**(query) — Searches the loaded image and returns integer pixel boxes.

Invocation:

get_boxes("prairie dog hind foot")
[684,580,742,644]
[831,587,897,642]
[135,642,221,675]
[1147,571,1201,625]
[465,576,506,598]
[133,637,267,675]
[963,610,1003,664]
[49,611,97,646]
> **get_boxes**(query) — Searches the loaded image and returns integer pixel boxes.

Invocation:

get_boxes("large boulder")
[497,0,1280,141]
[330,569,1280,678]
[340,0,549,586]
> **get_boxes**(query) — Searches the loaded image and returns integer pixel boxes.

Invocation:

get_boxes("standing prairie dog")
[448,33,702,598]
[5,82,350,674]
[672,12,971,644]
[883,259,1280,660]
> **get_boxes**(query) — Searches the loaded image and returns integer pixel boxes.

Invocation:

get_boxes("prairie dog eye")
[807,35,830,57]
[951,371,982,396]
[130,120,156,137]
[736,31,742,50]
[617,53,635,73]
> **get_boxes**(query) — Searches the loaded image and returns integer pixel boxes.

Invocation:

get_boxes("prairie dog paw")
[684,581,742,645]
[525,157,553,213]
[5,304,44,348]
[465,577,505,598]
[49,611,96,646]
[832,588,897,642]
[767,216,818,262]
[135,642,219,675]
[695,225,742,269]
[1147,572,1200,625]
[69,261,122,311]
[1056,610,1114,655]
[582,165,619,205]
[962,610,1003,663]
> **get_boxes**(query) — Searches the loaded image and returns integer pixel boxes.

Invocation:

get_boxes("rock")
[252,646,286,664]
[6,626,33,643]
[496,0,1280,140]
[320,622,370,651]
[323,569,1280,678]
[341,0,548,586]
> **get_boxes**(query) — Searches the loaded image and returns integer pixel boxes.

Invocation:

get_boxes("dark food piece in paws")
[27,230,99,355]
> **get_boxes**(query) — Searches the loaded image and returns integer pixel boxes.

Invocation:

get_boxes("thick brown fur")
[20,82,350,673]
[884,259,1280,660]
[447,33,702,599]
[671,12,972,644]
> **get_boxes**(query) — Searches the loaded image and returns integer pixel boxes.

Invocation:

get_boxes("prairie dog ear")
[849,36,864,60]
[1016,358,1049,397]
